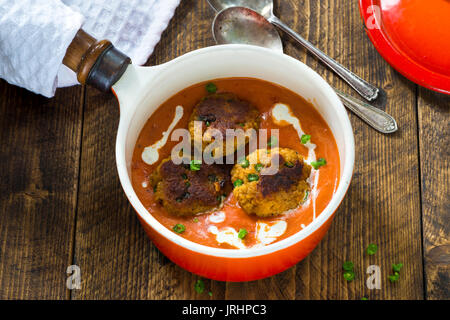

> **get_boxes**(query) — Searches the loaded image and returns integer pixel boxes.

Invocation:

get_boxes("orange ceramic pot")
[137,213,335,281]
[113,45,354,281]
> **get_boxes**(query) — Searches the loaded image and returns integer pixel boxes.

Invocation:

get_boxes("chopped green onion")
[173,224,186,234]
[233,179,244,187]
[194,279,205,293]
[267,136,278,147]
[208,174,217,182]
[361,297,369,300]
[254,163,263,172]
[366,243,378,256]
[190,159,201,171]
[303,190,310,201]
[205,83,217,93]
[388,272,400,283]
[205,121,210,127]
[238,229,248,240]
[392,263,403,273]
[247,173,259,182]
[208,291,213,297]
[239,123,245,127]
[181,174,187,180]
[285,162,294,168]
[311,158,327,169]
[239,158,250,168]
[185,181,191,188]
[153,185,157,193]
[301,134,311,144]
[193,218,199,223]
[343,261,354,271]
[343,270,355,282]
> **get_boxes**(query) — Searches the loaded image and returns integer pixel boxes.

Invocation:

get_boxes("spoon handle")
[269,15,379,102]
[334,89,397,134]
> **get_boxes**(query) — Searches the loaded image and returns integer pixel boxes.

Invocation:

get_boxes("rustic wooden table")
[0,0,448,300]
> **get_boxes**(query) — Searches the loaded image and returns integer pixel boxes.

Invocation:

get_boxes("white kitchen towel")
[0,0,84,97]
[0,0,180,97]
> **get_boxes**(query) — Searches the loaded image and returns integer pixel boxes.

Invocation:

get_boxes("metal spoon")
[207,0,380,102]
[213,7,398,134]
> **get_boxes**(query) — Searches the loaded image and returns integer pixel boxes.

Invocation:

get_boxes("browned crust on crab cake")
[188,93,260,156]
[258,160,306,197]
[231,148,312,217]
[151,157,232,216]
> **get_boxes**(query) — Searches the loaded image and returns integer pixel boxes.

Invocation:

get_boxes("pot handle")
[63,29,131,92]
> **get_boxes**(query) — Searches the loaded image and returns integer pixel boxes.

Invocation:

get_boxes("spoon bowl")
[213,6,282,53]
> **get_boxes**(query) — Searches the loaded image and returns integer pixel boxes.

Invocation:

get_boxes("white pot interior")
[114,45,355,258]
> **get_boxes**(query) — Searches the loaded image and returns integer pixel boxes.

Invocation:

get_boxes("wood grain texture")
[417,88,450,300]
[0,81,83,299]
[282,0,424,299]
[1,0,447,300]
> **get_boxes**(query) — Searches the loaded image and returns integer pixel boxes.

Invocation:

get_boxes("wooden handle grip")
[63,29,131,91]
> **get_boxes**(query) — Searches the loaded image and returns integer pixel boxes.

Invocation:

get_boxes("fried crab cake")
[188,93,260,156]
[231,148,312,217]
[151,157,232,216]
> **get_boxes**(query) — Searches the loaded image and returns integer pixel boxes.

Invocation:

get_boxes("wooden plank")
[225,268,296,300]
[71,0,424,300]
[417,88,450,300]
[290,0,424,299]
[0,80,83,299]
[71,0,229,300]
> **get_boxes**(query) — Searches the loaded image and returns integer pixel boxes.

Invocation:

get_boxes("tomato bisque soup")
[131,78,340,249]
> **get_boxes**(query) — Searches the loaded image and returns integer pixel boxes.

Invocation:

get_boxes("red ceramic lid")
[359,0,450,94]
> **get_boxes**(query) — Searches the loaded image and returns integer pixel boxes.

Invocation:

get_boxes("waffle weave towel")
[0,0,180,97]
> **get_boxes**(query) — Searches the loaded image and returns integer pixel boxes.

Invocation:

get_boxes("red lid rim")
[359,0,450,95]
